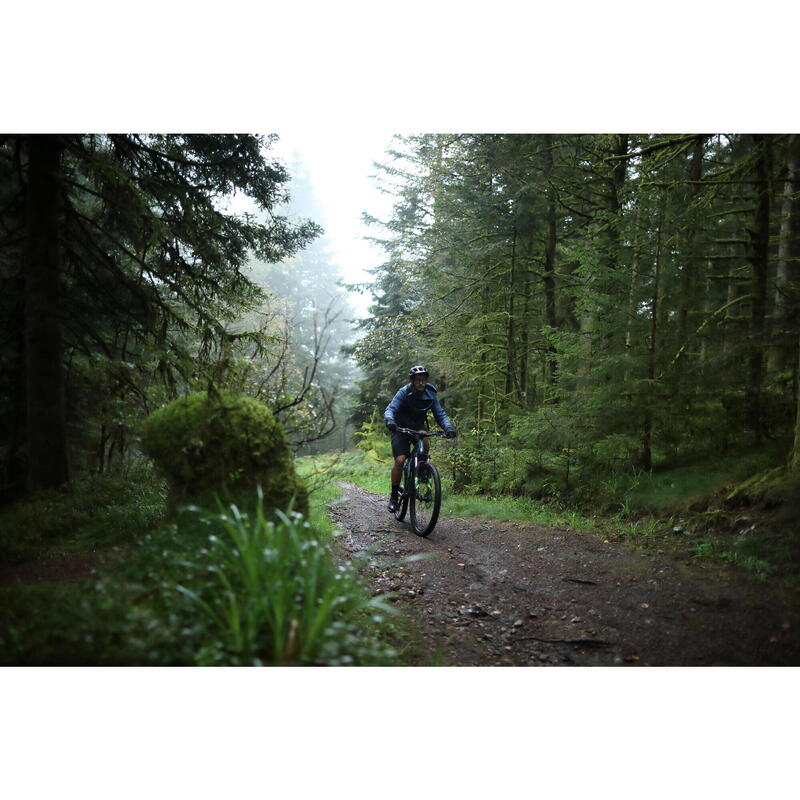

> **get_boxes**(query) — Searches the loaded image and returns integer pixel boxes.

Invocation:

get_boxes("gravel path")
[329,482,800,666]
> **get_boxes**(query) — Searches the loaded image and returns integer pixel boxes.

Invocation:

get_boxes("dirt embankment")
[329,482,799,666]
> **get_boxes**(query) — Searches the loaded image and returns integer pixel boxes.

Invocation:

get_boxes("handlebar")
[394,427,448,439]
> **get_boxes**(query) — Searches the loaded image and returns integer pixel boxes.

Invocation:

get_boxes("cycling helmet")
[409,365,429,378]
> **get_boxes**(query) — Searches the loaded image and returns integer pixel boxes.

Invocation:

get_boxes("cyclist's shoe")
[388,492,399,513]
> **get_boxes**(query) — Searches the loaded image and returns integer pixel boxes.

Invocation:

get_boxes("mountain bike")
[392,428,446,537]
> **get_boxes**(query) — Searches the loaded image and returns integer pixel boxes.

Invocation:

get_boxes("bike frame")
[405,434,429,481]
[396,428,440,480]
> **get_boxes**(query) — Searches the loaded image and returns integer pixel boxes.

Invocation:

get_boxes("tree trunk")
[504,226,517,401]
[746,134,772,444]
[624,201,643,384]
[643,195,665,471]
[791,333,800,473]
[544,139,558,389]
[722,243,742,355]
[24,134,69,492]
[519,249,531,408]
[676,136,706,355]
[699,259,713,367]
[770,134,800,374]
[580,134,628,369]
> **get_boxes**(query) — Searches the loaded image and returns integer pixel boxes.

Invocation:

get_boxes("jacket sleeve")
[430,392,453,432]
[384,387,405,427]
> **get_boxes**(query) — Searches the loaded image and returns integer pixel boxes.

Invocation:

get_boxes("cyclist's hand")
[387,421,397,432]
[445,428,457,439]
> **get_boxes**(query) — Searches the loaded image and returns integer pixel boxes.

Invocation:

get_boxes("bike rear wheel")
[410,461,441,537]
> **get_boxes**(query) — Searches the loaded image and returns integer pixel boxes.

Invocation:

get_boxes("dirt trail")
[329,482,800,666]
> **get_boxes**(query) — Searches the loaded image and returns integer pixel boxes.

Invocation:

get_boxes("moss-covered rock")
[139,391,308,516]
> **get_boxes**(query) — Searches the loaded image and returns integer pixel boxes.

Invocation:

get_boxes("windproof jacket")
[384,383,453,432]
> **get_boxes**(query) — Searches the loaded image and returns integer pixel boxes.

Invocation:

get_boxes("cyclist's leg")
[390,431,412,483]
[391,455,406,486]
[389,432,412,511]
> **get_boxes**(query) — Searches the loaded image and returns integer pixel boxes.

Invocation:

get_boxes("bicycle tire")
[410,461,441,537]
[394,466,410,521]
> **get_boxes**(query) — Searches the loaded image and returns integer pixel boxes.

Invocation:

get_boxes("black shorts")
[390,428,428,459]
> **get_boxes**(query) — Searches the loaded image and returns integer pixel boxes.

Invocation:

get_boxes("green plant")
[613,515,659,540]
[689,535,774,577]
[174,492,397,665]
[353,411,393,463]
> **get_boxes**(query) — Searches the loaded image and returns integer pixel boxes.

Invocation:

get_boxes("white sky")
[270,129,398,319]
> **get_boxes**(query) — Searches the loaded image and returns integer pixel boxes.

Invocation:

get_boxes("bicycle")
[392,427,446,537]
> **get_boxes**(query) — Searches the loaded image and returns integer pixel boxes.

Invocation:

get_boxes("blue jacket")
[384,383,453,432]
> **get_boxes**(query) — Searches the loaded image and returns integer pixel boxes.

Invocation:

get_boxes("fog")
[271,130,397,320]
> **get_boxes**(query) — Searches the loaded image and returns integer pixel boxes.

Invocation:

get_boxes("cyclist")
[384,365,456,512]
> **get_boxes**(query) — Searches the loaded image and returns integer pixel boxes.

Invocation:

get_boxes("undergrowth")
[0,462,167,565]
[0,462,396,666]
[5,440,792,665]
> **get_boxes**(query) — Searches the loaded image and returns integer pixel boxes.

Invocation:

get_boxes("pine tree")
[0,134,319,498]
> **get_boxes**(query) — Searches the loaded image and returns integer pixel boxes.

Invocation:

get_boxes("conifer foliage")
[353,134,800,494]
[0,134,319,500]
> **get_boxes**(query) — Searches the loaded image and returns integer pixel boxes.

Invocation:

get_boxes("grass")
[0,462,167,564]
[689,537,773,576]
[619,442,787,514]
[298,450,388,497]
[444,492,595,530]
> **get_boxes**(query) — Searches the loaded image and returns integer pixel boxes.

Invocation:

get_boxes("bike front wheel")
[410,461,441,537]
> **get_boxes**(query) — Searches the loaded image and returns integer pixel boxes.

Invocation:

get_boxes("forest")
[0,134,360,501]
[0,133,798,667]
[352,134,800,499]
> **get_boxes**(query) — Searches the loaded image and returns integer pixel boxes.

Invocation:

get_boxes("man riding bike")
[384,365,456,513]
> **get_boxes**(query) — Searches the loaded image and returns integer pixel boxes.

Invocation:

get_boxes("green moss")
[725,466,794,507]
[139,391,308,516]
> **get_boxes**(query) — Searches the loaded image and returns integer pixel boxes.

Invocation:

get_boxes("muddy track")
[328,482,800,666]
